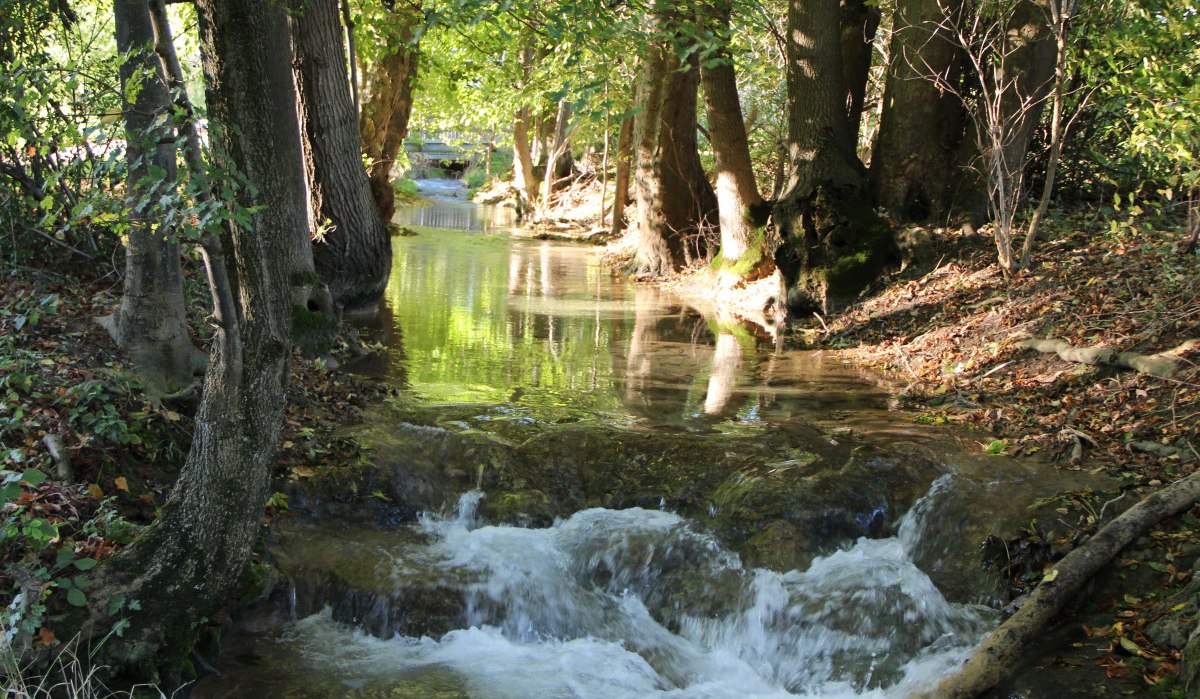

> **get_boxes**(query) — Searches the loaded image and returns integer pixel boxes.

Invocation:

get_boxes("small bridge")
[403,132,491,171]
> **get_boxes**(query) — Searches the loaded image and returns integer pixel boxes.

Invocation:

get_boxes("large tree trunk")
[840,0,881,143]
[869,0,968,223]
[292,0,391,313]
[359,9,420,222]
[108,0,205,395]
[774,0,894,314]
[631,2,717,276]
[699,0,769,275]
[82,0,310,678]
[609,113,634,238]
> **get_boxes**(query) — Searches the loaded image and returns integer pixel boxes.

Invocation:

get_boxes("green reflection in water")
[384,229,642,418]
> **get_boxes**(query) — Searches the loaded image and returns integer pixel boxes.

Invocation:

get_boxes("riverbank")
[804,215,1198,696]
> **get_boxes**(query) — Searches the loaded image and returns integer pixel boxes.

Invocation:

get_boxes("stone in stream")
[299,408,947,575]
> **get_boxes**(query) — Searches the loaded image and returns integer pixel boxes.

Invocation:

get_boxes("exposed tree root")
[1018,338,1198,379]
[913,469,1200,698]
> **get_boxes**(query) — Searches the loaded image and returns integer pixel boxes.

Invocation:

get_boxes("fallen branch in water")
[1018,338,1198,379]
[912,469,1200,698]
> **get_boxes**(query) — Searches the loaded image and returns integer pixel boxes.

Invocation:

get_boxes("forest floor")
[795,213,1199,697]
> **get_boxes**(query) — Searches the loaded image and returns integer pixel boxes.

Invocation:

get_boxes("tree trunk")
[292,0,391,313]
[82,0,310,677]
[359,10,420,222]
[774,0,895,313]
[953,0,1057,235]
[609,113,634,238]
[699,0,769,275]
[511,47,540,214]
[631,3,717,276]
[539,98,572,213]
[869,0,969,223]
[108,0,205,395]
[840,0,881,143]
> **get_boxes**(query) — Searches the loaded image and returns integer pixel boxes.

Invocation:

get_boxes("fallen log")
[1017,338,1198,379]
[912,469,1200,698]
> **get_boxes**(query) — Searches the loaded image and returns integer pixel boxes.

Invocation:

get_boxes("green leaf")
[986,440,1007,455]
[21,468,47,486]
[66,587,86,607]
[72,557,98,571]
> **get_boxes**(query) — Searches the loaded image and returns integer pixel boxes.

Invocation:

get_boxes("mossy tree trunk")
[698,0,770,277]
[359,9,420,222]
[108,0,206,395]
[80,0,311,678]
[292,0,391,313]
[631,1,717,276]
[869,0,969,223]
[774,0,895,313]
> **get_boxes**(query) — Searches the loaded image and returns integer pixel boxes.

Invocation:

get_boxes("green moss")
[712,227,769,278]
[291,304,337,354]
[822,197,896,301]
[289,271,322,288]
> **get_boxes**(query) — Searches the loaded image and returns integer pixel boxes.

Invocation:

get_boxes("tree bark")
[359,9,420,222]
[774,0,894,313]
[539,98,572,213]
[83,0,310,677]
[108,0,206,395]
[699,0,769,274]
[631,2,717,276]
[609,112,634,238]
[292,0,391,313]
[840,0,881,143]
[869,0,969,223]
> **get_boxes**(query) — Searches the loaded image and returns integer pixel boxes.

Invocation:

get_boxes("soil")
[795,218,1199,697]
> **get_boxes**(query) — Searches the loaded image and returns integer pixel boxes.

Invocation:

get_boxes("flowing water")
[194,181,1106,698]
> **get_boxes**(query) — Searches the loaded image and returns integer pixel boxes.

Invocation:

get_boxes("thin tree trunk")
[840,0,881,142]
[293,0,391,313]
[108,0,205,395]
[699,0,768,272]
[632,2,717,275]
[600,105,610,228]
[869,0,968,222]
[83,0,309,676]
[1019,0,1075,269]
[511,47,540,213]
[539,98,572,214]
[359,10,420,221]
[774,0,894,313]
[610,113,634,237]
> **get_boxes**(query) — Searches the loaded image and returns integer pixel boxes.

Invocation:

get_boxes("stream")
[193,180,1105,698]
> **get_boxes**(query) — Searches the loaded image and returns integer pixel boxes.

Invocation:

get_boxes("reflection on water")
[393,179,517,232]
[369,223,891,429]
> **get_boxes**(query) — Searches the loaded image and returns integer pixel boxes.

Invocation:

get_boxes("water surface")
[195,184,1105,699]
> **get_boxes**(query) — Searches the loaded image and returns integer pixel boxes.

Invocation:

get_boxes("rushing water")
[194,182,1105,698]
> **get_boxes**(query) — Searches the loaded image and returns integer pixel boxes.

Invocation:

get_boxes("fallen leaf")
[114,476,129,492]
